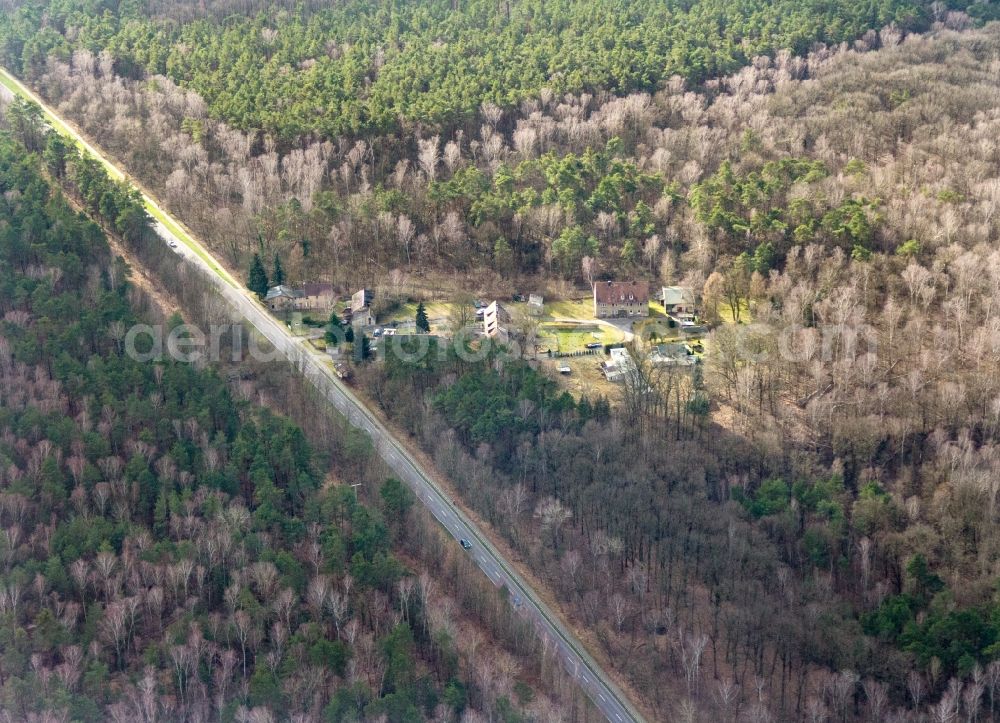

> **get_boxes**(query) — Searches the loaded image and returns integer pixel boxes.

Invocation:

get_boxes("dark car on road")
[460,539,472,550]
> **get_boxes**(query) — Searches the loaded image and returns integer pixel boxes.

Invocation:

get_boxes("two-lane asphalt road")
[1,66,646,723]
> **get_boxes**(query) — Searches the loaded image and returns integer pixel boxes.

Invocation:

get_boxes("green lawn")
[544,298,593,320]
[719,300,752,324]
[380,300,464,335]
[387,300,460,322]
[633,318,686,342]
[538,322,623,353]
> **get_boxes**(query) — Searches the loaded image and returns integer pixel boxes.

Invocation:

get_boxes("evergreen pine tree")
[153,488,170,537]
[356,332,371,362]
[248,253,269,298]
[43,133,70,178]
[415,301,430,333]
[325,310,344,345]
[273,254,285,286]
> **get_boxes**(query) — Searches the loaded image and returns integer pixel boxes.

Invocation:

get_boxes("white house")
[349,288,376,327]
[650,343,696,367]
[661,286,696,317]
[602,347,637,382]
[483,300,512,342]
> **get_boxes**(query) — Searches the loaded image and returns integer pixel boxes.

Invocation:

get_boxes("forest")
[0,3,991,294]
[3,0,1000,720]
[1,0,978,139]
[0,123,589,720]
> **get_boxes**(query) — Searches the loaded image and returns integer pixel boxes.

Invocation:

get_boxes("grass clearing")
[542,355,619,401]
[719,300,752,324]
[544,298,593,320]
[633,318,687,343]
[381,300,462,335]
[538,321,623,353]
[387,300,460,323]
[647,300,666,317]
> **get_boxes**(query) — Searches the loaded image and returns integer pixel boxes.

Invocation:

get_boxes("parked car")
[585,342,603,349]
[372,327,383,337]
[460,539,472,550]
